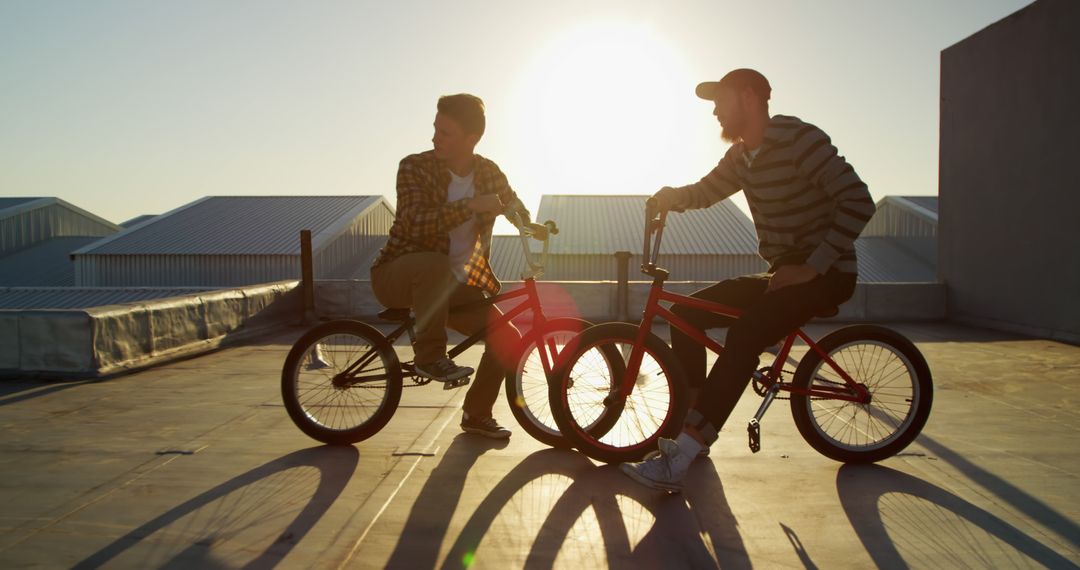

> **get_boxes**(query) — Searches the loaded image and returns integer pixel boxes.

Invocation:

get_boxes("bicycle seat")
[378,308,411,322]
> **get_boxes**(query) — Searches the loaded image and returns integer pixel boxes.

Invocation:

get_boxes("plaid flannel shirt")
[372,150,530,296]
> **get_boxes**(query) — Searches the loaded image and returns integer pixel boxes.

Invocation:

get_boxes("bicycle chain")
[402,363,433,386]
[752,367,796,399]
[751,367,845,401]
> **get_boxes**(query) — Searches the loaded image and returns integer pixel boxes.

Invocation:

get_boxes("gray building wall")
[940,0,1080,343]
[862,197,937,238]
[73,197,394,287]
[1,199,118,255]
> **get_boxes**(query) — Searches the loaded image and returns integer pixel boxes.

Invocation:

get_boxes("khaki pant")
[371,252,522,417]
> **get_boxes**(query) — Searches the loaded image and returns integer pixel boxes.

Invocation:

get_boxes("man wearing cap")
[621,69,875,491]
[371,93,532,439]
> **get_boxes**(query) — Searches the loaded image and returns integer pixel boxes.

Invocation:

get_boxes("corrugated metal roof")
[0,287,212,310]
[0,236,104,286]
[0,197,45,212]
[536,195,759,255]
[120,214,158,228]
[856,237,937,283]
[0,197,119,229]
[900,196,939,214]
[74,196,382,256]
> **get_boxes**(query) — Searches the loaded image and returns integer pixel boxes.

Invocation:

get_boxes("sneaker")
[644,445,709,460]
[460,414,512,439]
[619,438,692,492]
[415,358,473,382]
[305,344,331,370]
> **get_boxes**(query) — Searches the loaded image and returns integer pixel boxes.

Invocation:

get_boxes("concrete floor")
[0,321,1077,569]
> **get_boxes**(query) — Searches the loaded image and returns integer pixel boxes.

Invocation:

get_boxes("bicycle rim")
[513,329,580,439]
[289,331,394,434]
[562,339,676,455]
[802,340,920,452]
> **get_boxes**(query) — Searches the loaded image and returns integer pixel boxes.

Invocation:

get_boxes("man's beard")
[720,102,746,143]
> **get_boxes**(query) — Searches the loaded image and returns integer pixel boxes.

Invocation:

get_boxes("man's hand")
[468,194,504,214]
[523,222,549,240]
[652,186,678,212]
[766,264,819,293]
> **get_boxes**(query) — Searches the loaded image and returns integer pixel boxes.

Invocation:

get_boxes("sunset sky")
[1,0,1031,232]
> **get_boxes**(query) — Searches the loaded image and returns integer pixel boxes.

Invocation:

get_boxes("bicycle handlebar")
[643,198,668,268]
[508,212,558,279]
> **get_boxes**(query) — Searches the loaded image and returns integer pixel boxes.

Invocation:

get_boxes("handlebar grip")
[645,196,660,222]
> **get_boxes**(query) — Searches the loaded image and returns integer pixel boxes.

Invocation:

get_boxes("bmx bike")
[281,217,622,446]
[548,200,933,464]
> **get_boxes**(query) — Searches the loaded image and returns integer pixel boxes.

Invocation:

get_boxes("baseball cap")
[695,68,771,102]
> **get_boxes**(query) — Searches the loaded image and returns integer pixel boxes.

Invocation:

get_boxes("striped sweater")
[666,115,874,275]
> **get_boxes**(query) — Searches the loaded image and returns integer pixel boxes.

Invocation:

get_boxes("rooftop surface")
[0,322,1076,568]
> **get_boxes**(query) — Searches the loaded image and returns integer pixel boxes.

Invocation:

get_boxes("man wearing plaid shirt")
[371,94,531,439]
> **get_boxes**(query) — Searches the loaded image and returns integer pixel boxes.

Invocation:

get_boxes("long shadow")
[430,449,750,569]
[0,378,99,407]
[836,464,1078,569]
[917,433,1080,549]
[384,434,510,569]
[74,445,359,569]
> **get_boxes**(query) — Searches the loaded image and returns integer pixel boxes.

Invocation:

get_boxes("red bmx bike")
[548,201,933,464]
[281,218,622,447]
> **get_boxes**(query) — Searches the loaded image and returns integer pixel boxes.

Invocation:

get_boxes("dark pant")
[446,284,522,418]
[671,270,856,443]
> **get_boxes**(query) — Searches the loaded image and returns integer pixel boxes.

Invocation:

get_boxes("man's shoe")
[415,358,473,382]
[305,344,331,370]
[619,438,692,492]
[644,445,709,460]
[461,414,512,439]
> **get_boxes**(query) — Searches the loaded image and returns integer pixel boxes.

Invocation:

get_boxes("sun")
[502,21,706,226]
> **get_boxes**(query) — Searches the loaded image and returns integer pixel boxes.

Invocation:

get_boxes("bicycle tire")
[504,318,625,448]
[549,322,688,464]
[790,325,933,463]
[281,320,403,445]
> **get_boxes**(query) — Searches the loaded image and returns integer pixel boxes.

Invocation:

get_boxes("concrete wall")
[940,0,1080,344]
[314,280,945,324]
[0,281,300,378]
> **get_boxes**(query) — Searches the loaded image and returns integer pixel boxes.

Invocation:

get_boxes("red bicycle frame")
[618,206,870,404]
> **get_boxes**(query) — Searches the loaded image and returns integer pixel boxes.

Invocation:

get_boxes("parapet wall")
[0,281,299,379]
[315,280,946,323]
[0,279,944,379]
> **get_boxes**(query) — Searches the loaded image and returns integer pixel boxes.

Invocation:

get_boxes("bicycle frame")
[339,219,564,385]
[616,206,870,405]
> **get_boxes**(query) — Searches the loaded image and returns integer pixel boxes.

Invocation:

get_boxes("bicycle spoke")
[807,339,917,450]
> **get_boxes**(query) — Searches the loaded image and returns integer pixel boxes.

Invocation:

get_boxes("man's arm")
[487,161,532,227]
[395,156,474,238]
[657,148,742,211]
[793,126,876,275]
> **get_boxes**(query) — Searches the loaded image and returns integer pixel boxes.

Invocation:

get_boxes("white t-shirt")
[446,171,478,283]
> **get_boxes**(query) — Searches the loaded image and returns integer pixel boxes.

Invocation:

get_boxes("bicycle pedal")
[443,376,471,390]
[747,419,761,453]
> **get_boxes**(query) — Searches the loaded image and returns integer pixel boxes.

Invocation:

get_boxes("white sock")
[675,432,704,459]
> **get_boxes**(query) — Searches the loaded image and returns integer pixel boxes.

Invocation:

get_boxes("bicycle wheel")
[549,322,688,464]
[505,318,624,448]
[281,320,403,445]
[790,325,933,463]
